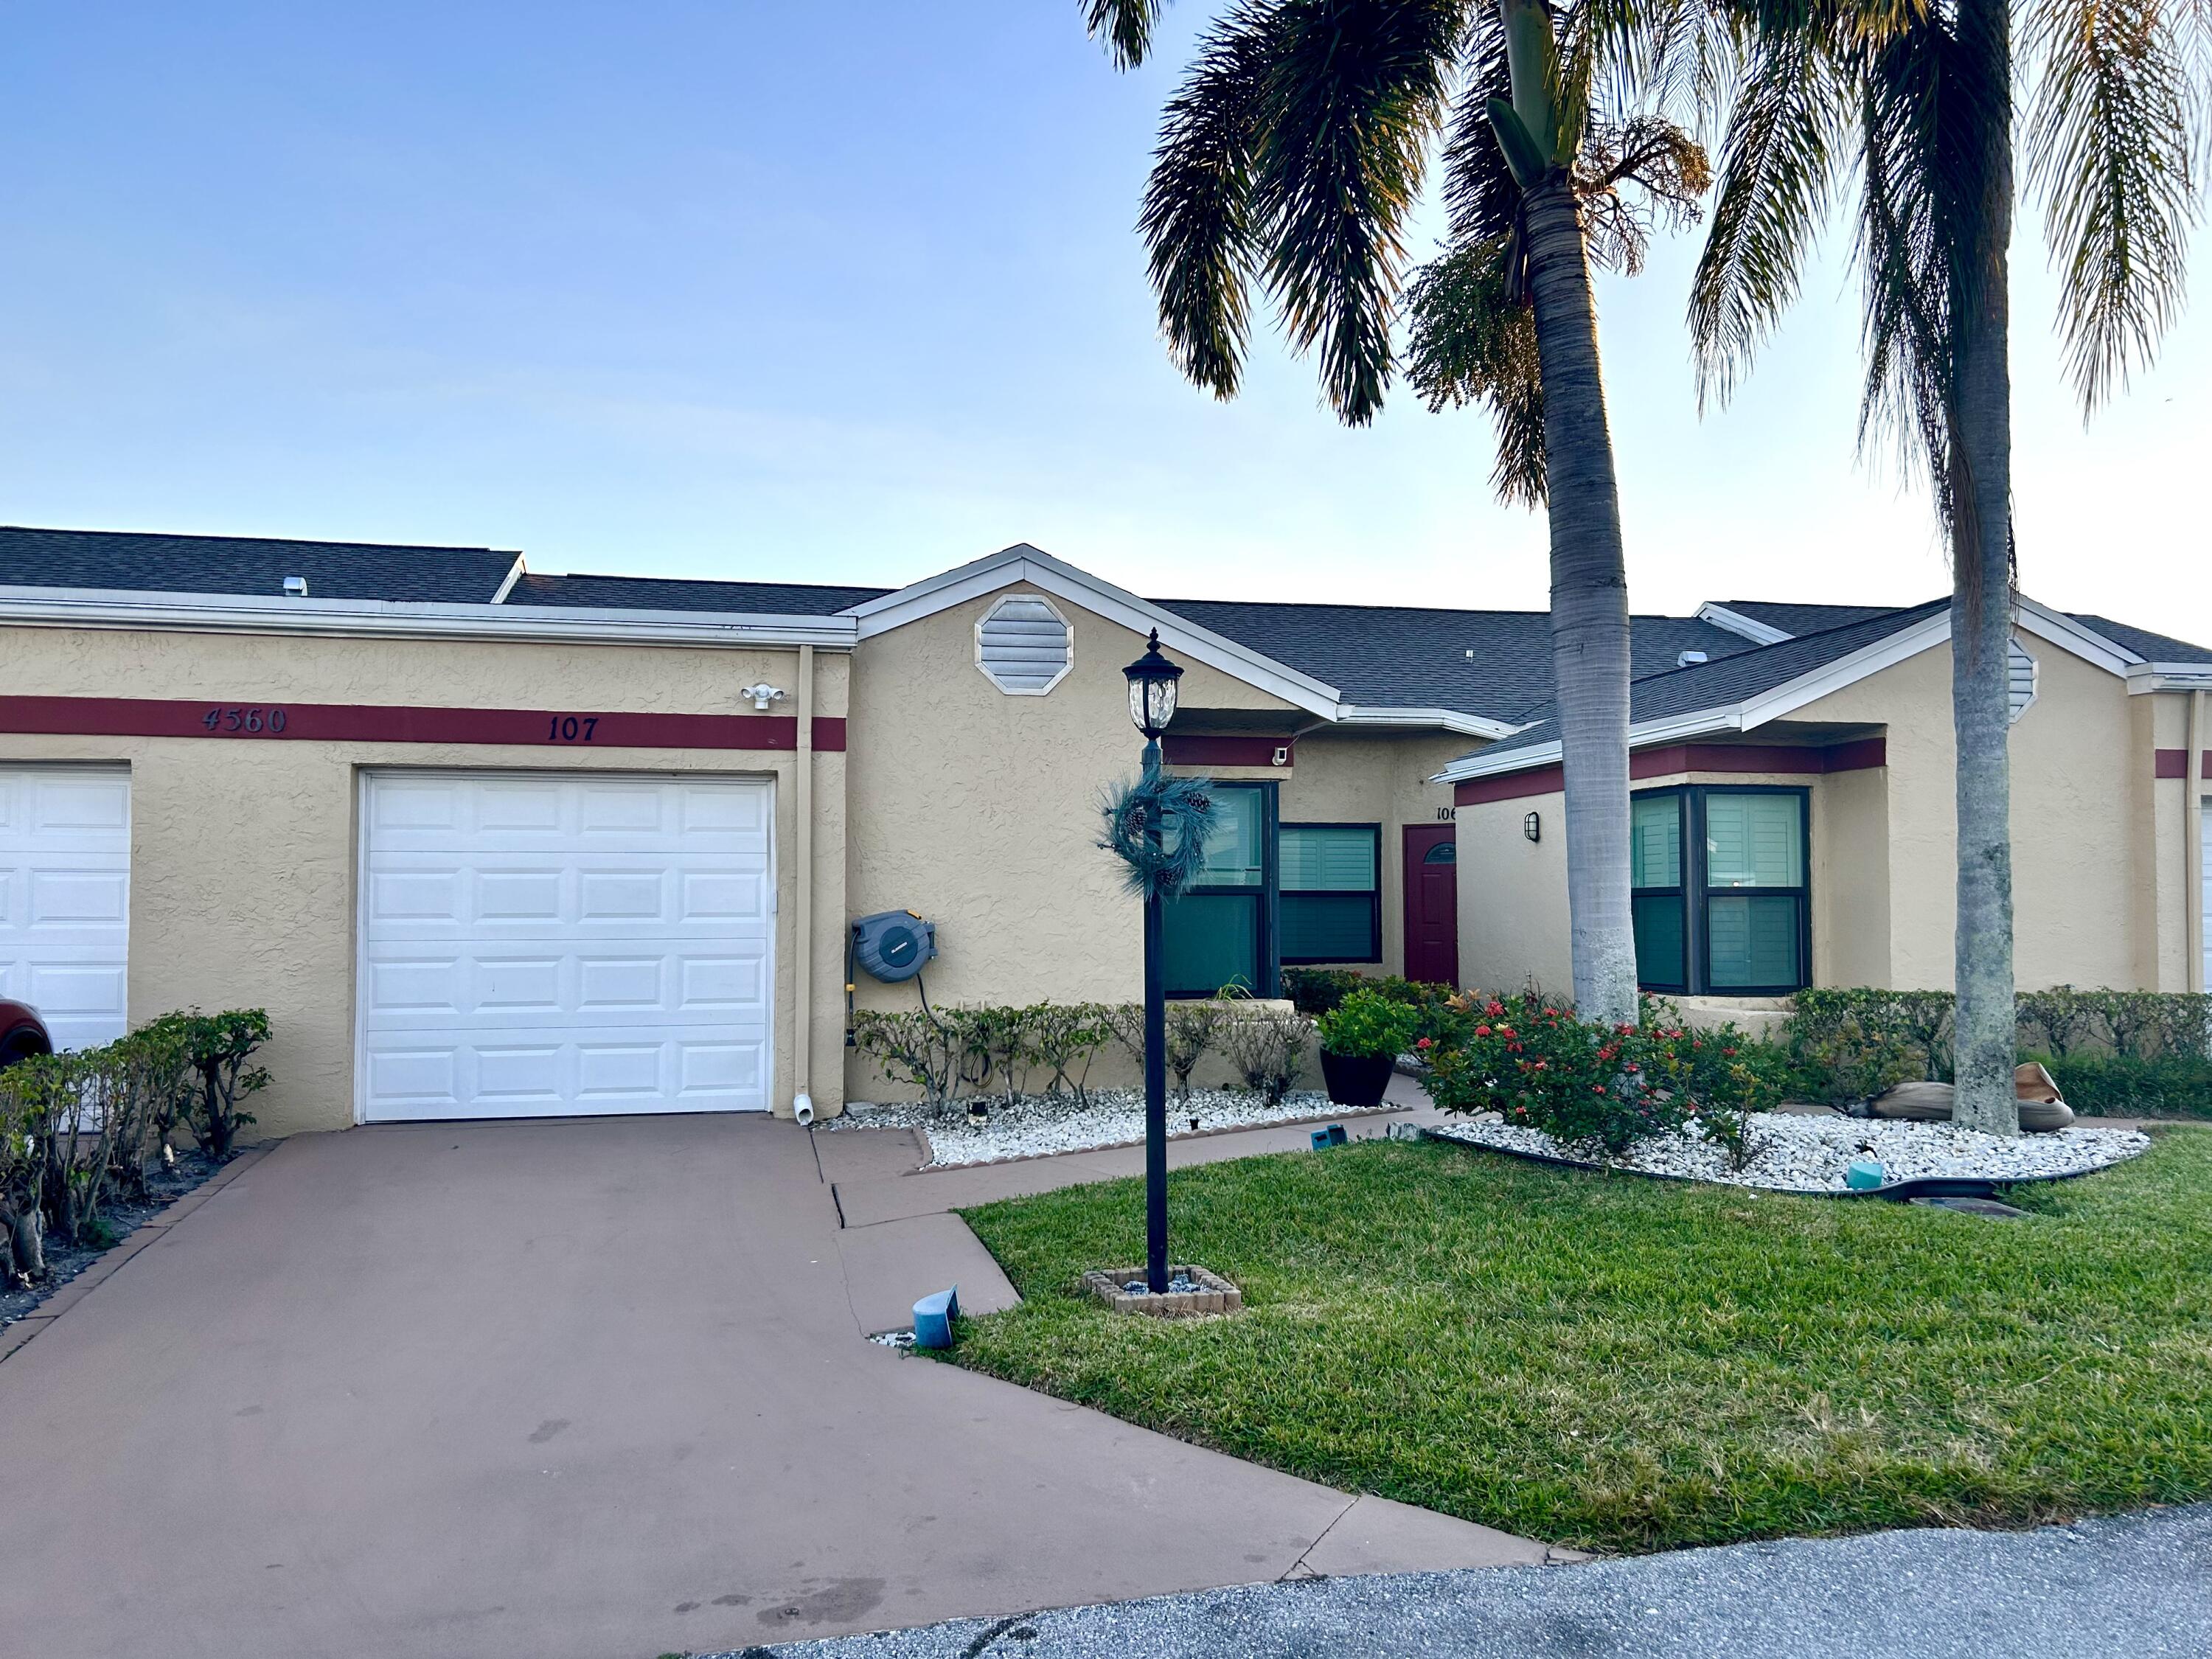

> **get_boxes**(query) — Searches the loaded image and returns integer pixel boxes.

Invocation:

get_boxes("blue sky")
[1,1,2205,638]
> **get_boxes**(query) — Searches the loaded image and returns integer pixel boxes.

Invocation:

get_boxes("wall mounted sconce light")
[1523,811,1541,843]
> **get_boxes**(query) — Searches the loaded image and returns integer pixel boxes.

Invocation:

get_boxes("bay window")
[1630,787,1809,995]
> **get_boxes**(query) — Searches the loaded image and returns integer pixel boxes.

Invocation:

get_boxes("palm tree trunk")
[1947,0,2019,1135]
[1523,173,1638,1026]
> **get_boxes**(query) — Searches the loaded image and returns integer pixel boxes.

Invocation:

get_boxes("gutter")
[1335,706,1521,741]
[0,584,860,650]
[2128,663,2212,694]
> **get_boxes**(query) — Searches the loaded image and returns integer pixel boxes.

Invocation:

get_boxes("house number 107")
[546,715,599,742]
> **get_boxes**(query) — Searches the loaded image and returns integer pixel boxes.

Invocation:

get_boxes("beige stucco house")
[1,526,2205,1136]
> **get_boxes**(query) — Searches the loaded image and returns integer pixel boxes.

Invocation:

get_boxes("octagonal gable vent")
[976,594,1073,695]
[2008,639,2037,723]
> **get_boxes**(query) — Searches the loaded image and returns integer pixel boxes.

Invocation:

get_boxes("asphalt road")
[737,1503,2212,1659]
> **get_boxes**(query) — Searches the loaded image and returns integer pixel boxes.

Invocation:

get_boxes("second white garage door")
[358,772,773,1121]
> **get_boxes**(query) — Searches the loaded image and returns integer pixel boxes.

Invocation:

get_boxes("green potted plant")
[1315,989,1419,1109]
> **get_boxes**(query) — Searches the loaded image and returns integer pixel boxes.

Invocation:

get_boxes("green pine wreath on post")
[1099,772,1217,899]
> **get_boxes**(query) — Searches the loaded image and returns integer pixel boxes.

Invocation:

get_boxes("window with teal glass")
[1630,794,1687,990]
[1279,824,1380,964]
[1161,782,1276,996]
[1630,786,1808,995]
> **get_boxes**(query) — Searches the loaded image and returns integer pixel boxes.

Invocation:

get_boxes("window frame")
[1277,820,1383,967]
[1162,779,1279,999]
[1630,792,1691,994]
[1632,784,1812,996]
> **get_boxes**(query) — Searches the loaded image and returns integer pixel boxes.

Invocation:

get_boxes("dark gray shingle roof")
[1151,598,1764,725]
[1468,601,1950,763]
[1717,599,1901,636]
[506,571,891,616]
[0,525,517,604]
[2065,613,2212,665]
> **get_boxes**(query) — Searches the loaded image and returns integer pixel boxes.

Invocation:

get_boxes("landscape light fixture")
[1124,629,1183,741]
[1121,629,1186,1294]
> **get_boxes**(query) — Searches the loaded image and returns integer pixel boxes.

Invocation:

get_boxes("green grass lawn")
[947,1128,2212,1554]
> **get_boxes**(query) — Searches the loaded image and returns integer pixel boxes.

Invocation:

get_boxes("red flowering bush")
[1425,992,1785,1161]
[1425,990,1690,1155]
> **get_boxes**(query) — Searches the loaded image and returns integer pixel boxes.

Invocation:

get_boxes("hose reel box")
[851,910,937,984]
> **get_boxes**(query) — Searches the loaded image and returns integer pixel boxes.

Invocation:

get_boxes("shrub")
[1284,970,1469,1046]
[1316,990,1421,1060]
[179,1010,271,1160]
[1282,967,1369,1016]
[852,1009,960,1105]
[949,1004,1036,1105]
[1639,1003,1789,1170]
[1221,998,1311,1107]
[2035,1052,2212,1120]
[1024,1003,1113,1104]
[1426,990,1691,1156]
[1164,1000,1230,1100]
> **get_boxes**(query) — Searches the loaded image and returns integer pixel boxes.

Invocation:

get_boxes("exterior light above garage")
[1122,630,1183,740]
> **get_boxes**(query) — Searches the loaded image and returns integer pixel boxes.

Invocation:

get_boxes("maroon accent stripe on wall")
[1455,738,1888,807]
[2154,748,2212,779]
[1162,733,1295,768]
[0,695,846,753]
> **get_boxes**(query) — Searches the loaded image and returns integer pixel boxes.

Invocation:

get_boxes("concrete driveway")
[0,1114,1539,1659]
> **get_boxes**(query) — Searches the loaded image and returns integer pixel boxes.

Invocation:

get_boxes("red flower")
[1416,1036,1433,1050]
[1497,1025,1516,1038]
[1474,1024,1492,1037]
[1593,1085,1607,1096]
[1532,1059,1547,1071]
[1723,1047,1737,1057]
[1486,1001,1505,1017]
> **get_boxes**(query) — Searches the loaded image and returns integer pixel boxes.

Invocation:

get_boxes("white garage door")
[358,772,773,1121]
[0,765,131,1052]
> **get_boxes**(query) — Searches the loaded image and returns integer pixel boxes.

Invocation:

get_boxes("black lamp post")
[1123,628,1183,1295]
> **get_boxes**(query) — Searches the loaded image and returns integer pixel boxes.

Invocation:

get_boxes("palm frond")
[1085,0,1172,69]
[1138,4,1277,399]
[1442,0,1524,251]
[1405,236,1548,504]
[1247,0,1474,423]
[1577,114,1711,274]
[2023,0,2200,411]
[1687,24,1853,409]
[1851,30,1955,509]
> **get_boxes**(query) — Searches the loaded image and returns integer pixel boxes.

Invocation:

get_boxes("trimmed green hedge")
[2037,1053,2212,1121]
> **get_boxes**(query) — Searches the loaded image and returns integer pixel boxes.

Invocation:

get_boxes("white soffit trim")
[2129,663,2212,693]
[0,584,860,649]
[844,543,1343,717]
[488,555,526,605]
[2011,597,2140,675]
[1433,611,1952,785]
[1694,602,1793,645]
[1336,706,1521,740]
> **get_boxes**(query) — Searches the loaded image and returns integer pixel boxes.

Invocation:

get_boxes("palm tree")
[1082,0,1706,1024]
[1686,0,2208,1131]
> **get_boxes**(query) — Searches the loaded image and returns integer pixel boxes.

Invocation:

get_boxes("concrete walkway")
[0,1107,1546,1659]
[751,1502,2212,1658]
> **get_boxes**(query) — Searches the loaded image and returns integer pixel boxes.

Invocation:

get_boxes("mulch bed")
[1,1148,233,1329]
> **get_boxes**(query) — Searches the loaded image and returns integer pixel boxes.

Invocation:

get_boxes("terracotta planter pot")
[1320,1050,1394,1109]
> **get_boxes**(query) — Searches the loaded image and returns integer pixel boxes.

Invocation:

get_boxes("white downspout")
[791,643,817,1124]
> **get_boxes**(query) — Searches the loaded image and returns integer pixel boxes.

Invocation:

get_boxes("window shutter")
[976,595,1073,694]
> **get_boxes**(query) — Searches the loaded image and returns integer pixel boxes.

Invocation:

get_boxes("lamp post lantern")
[1123,629,1183,1295]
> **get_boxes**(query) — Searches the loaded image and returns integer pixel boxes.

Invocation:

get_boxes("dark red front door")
[1402,824,1459,988]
